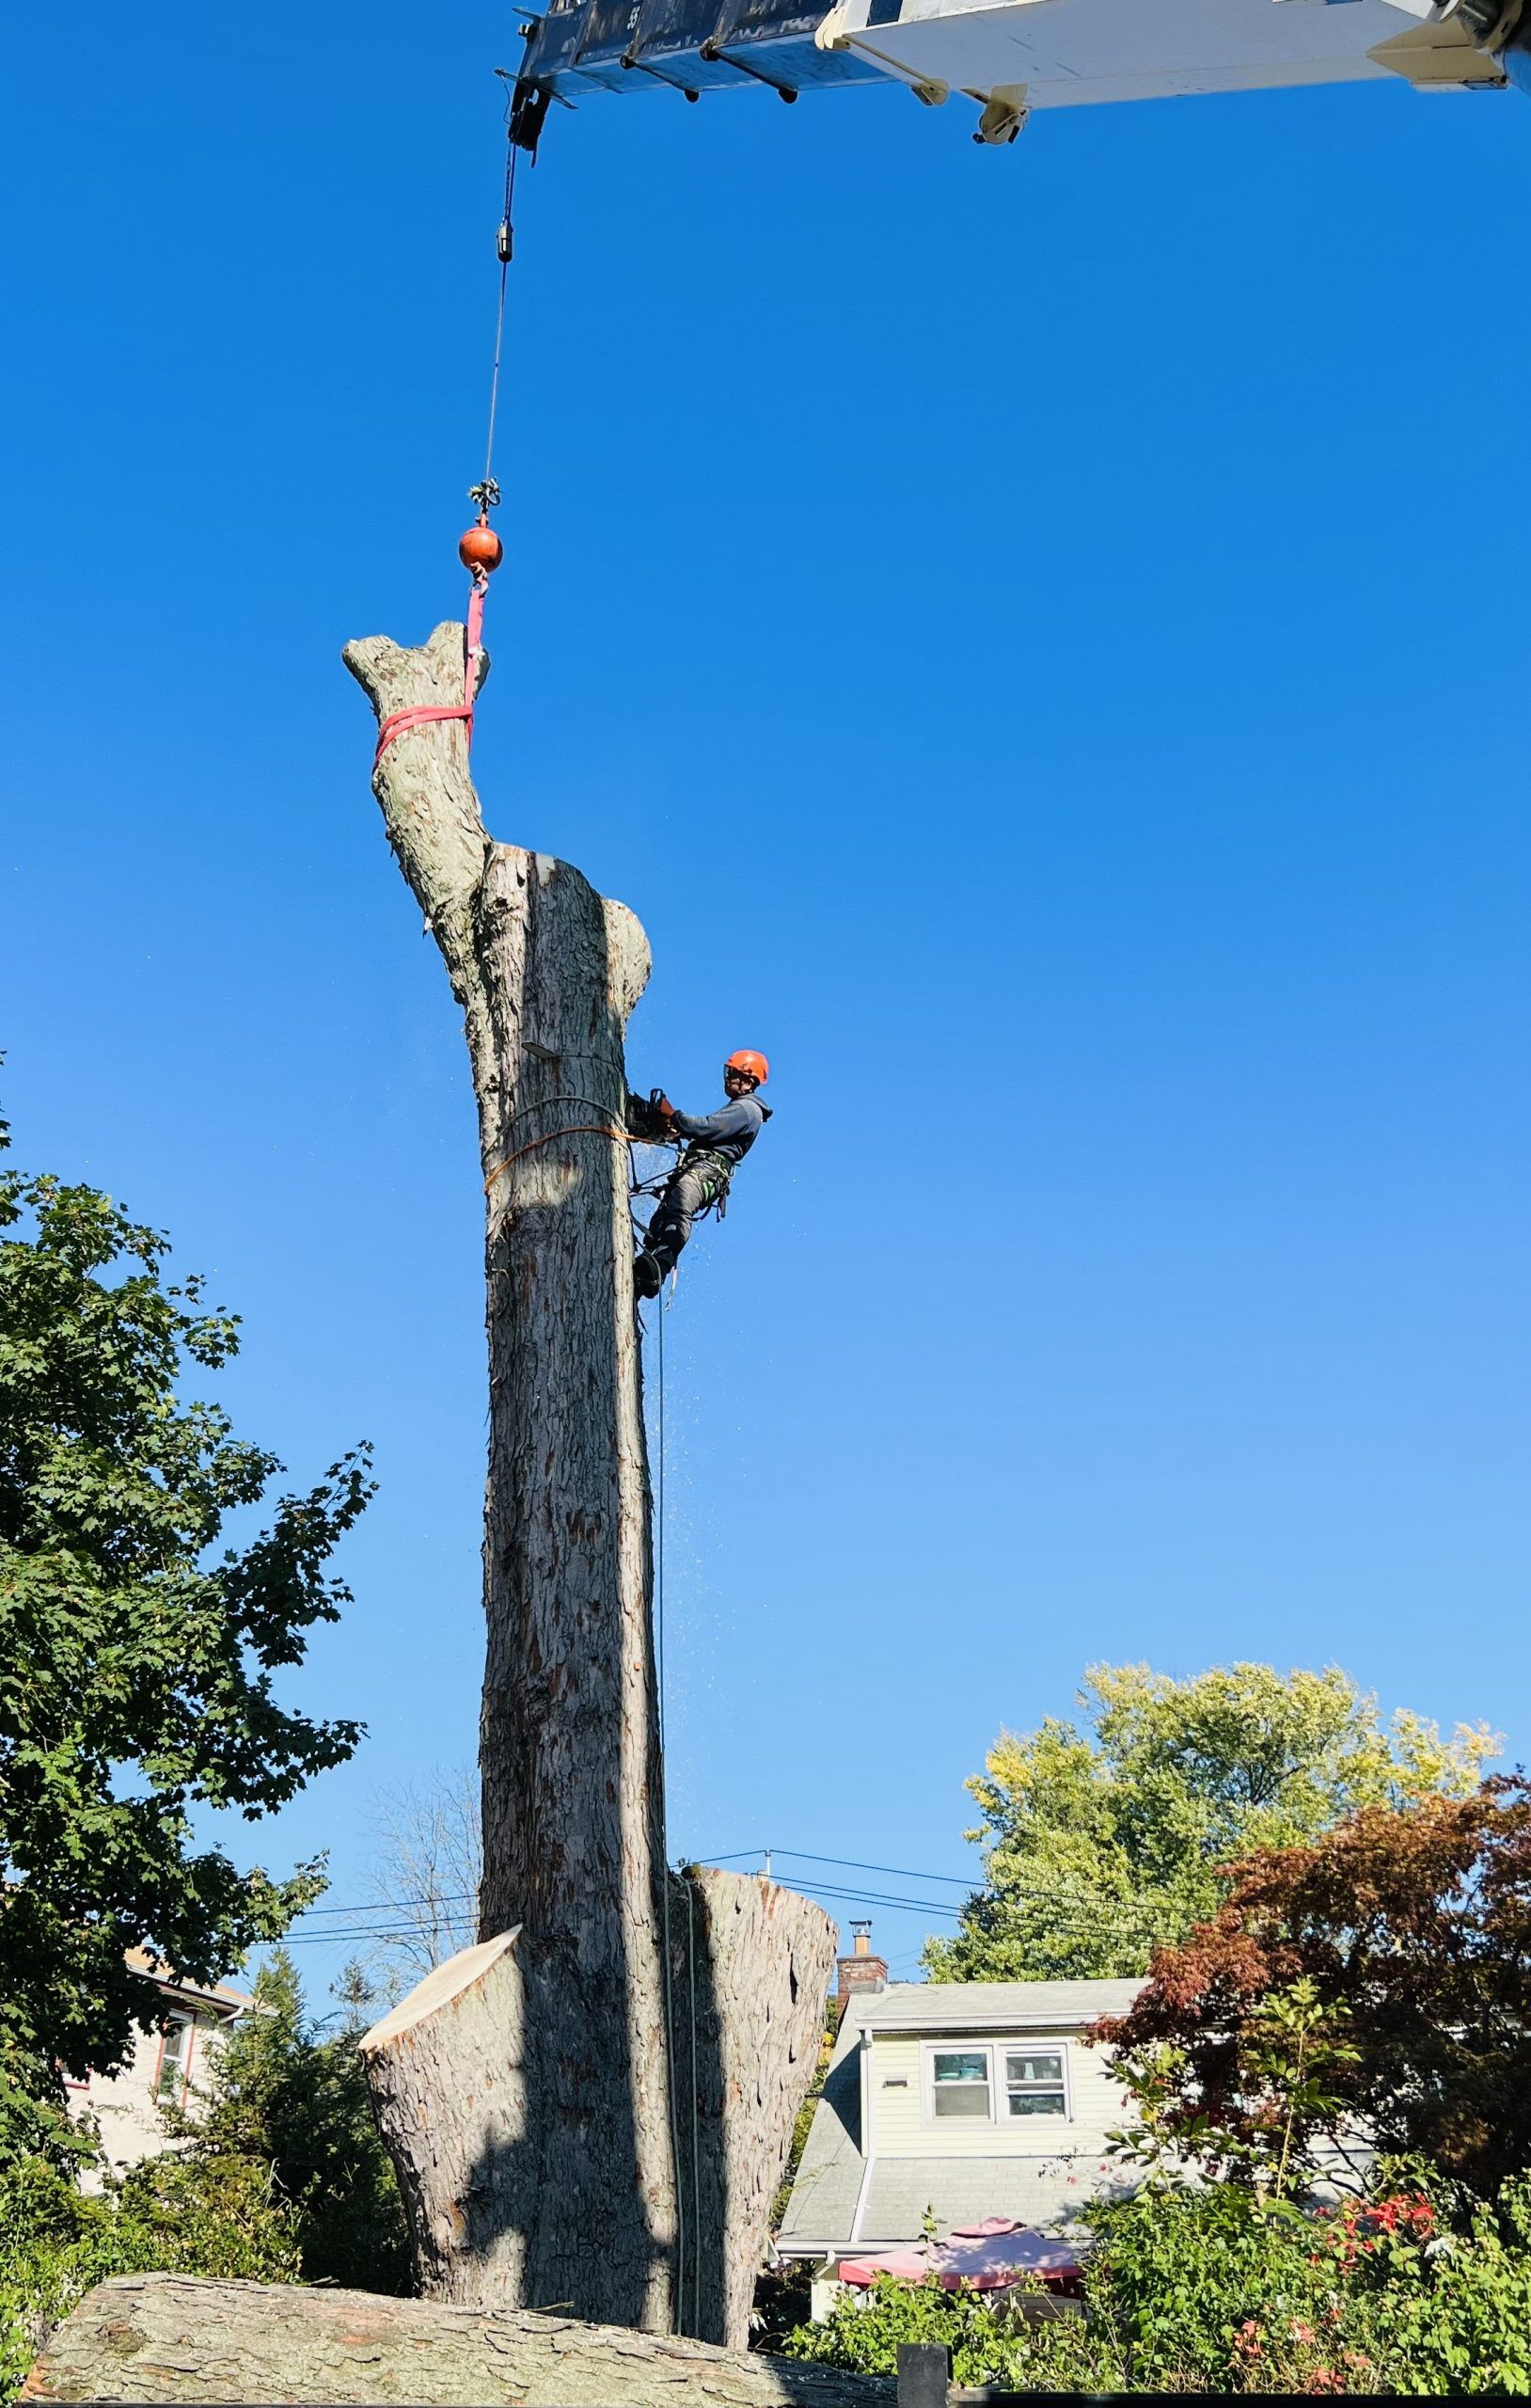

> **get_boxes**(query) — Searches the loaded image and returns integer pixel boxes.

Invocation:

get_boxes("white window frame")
[999,2040,1072,2125]
[920,2038,1072,2130]
[155,2014,197,2103]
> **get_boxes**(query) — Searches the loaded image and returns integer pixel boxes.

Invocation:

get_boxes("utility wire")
[698,1846,973,1889]
[286,1849,1161,1933]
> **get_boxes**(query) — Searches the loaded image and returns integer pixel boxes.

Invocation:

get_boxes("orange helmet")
[725,1049,769,1085]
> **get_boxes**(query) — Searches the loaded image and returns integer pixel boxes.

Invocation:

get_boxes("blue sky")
[3,3,1527,1994]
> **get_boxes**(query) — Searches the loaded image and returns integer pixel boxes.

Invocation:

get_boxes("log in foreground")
[24,2273,891,2408]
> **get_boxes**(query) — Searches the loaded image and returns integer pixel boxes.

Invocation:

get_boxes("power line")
[279,1847,1175,1954]
[695,1846,974,1890]
[284,1844,976,1925]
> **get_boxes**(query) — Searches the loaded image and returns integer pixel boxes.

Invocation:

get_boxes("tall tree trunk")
[344,619,670,2331]
[342,620,835,2345]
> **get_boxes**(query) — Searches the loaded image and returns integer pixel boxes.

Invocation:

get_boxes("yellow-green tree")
[923,1663,1496,1982]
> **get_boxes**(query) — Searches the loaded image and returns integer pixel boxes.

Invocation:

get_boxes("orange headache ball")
[459,516,504,576]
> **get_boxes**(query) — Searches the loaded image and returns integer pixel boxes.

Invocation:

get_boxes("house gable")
[777,1976,1145,2258]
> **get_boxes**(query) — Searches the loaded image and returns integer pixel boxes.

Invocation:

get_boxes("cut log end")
[359,1928,519,2053]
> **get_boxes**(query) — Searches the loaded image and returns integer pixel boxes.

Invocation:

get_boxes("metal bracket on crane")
[814,8,950,101]
[969,81,1030,138]
[699,37,800,97]
[621,46,703,97]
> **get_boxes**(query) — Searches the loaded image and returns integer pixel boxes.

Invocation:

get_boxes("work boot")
[634,1251,663,1299]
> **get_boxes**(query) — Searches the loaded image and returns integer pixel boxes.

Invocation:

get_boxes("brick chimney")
[835,1920,888,2016]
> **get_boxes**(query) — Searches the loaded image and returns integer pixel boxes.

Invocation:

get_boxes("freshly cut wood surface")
[24,2273,892,2407]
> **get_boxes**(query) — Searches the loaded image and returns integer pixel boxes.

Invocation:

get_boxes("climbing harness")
[373,92,521,768]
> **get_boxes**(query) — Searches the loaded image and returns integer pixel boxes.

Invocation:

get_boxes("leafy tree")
[923,1662,1496,1981]
[0,1102,371,2159]
[185,1950,410,2291]
[1094,1779,1531,2203]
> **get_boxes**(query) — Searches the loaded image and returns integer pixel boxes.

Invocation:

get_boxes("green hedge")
[0,2155,301,2398]
[782,2177,1531,2395]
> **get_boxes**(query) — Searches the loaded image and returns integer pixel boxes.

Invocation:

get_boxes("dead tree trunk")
[342,621,834,2347]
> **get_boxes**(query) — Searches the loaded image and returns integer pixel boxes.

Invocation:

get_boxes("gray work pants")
[641,1153,731,1278]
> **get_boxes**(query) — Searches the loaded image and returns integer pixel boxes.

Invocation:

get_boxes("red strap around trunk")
[373,583,487,767]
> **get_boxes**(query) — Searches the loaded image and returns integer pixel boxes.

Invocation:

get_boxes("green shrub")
[781,2269,1071,2388]
[781,2176,1531,2395]
[183,1951,409,2293]
[0,2153,300,2400]
[1382,2177,1531,2397]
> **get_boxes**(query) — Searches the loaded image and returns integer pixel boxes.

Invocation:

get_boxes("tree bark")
[667,1869,839,2351]
[342,622,834,2345]
[359,1874,836,2351]
[24,2275,891,2408]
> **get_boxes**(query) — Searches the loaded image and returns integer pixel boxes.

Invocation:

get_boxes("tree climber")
[628,1051,771,1299]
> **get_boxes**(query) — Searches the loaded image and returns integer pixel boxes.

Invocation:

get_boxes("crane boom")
[512,0,1530,138]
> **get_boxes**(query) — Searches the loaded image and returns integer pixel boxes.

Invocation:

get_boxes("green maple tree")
[0,1099,370,2162]
[924,1662,1496,1982]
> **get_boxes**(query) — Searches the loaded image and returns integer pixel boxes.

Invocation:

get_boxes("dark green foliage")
[781,2176,1531,2393]
[0,2151,301,2398]
[750,2257,813,2353]
[0,1101,371,2153]
[187,1952,410,2293]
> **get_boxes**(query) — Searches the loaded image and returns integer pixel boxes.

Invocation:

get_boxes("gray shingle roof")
[860,2153,1139,2243]
[775,1999,868,2250]
[854,1980,1144,2034]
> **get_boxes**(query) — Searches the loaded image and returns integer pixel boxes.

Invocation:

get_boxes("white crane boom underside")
[515,0,1511,114]
[836,0,1432,103]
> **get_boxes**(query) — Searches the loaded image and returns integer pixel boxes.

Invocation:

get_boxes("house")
[68,1950,253,2183]
[777,1931,1146,2310]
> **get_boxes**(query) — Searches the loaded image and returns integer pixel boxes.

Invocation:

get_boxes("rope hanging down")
[374,103,519,768]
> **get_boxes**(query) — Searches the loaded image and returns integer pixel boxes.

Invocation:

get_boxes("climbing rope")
[654,1279,687,2334]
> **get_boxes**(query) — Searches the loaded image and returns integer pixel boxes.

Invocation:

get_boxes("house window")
[1003,2049,1067,2117]
[922,2040,1072,2127]
[156,2016,194,2101]
[929,2050,992,2118]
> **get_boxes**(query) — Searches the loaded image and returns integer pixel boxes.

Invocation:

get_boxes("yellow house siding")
[865,2027,1129,2158]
